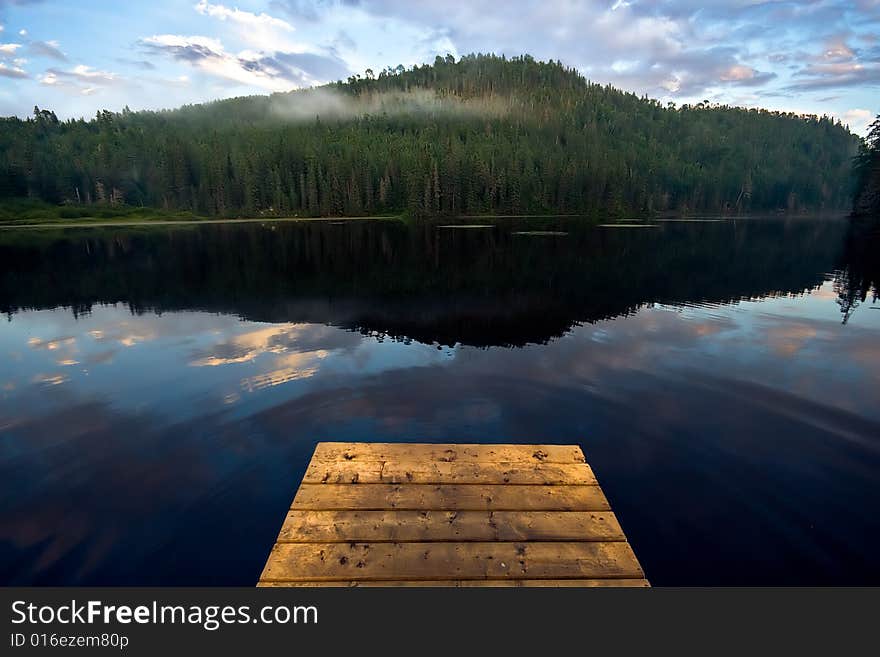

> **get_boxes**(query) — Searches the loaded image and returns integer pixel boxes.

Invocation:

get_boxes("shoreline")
[0,211,853,230]
[0,215,404,230]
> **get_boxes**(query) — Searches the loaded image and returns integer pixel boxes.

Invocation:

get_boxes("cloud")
[271,51,349,81]
[5,0,877,125]
[39,64,120,95]
[271,1,787,99]
[141,34,299,90]
[840,108,873,133]
[786,35,880,91]
[195,0,300,53]
[26,39,65,60]
[0,42,20,55]
[140,34,225,64]
[54,64,117,84]
[140,33,349,91]
[273,0,361,22]
[195,0,293,31]
[720,64,777,86]
[0,60,25,77]
[268,0,874,102]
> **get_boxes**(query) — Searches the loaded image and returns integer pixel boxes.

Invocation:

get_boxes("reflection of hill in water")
[834,218,880,324]
[0,218,864,347]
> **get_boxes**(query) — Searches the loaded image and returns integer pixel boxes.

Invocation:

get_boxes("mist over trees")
[0,54,861,218]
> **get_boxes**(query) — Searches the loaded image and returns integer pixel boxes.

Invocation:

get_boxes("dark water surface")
[1,216,878,585]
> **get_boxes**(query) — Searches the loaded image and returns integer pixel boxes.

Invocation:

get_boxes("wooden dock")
[258,442,648,587]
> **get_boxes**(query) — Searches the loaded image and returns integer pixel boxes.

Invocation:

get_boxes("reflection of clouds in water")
[32,373,68,386]
[766,324,819,356]
[189,322,361,367]
[512,308,740,385]
[85,314,214,347]
[190,324,300,367]
[27,336,82,377]
[108,325,158,348]
[810,284,840,301]
[1,282,878,585]
[849,343,880,372]
[28,336,76,351]
[187,322,363,393]
[437,300,879,420]
[240,350,328,392]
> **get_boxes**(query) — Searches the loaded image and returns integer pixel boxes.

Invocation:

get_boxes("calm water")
[1,216,878,585]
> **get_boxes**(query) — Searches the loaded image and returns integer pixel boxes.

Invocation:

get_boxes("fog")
[267,87,512,122]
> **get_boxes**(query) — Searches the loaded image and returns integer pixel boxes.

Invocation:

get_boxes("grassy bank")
[0,200,407,228]
[0,199,206,225]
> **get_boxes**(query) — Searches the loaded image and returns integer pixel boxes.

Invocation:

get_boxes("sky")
[0,0,877,134]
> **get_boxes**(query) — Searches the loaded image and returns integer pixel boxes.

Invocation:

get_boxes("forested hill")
[0,54,862,218]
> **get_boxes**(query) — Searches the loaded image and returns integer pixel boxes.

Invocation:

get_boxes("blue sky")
[0,0,877,133]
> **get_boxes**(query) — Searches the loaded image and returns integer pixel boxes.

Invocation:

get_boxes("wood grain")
[277,510,624,542]
[312,442,586,464]
[260,541,644,582]
[258,443,648,587]
[292,483,610,511]
[303,460,597,485]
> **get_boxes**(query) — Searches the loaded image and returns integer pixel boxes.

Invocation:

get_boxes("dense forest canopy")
[0,54,863,218]
[853,114,880,217]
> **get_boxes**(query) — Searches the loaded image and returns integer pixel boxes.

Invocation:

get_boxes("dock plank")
[302,460,597,485]
[260,541,644,582]
[312,442,586,464]
[292,483,610,511]
[277,510,625,542]
[259,443,647,587]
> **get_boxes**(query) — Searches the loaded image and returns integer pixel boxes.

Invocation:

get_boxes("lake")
[1,216,878,585]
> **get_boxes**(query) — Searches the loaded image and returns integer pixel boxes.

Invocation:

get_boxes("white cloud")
[194,1,293,31]
[194,1,301,53]
[840,108,873,133]
[721,65,758,82]
[141,34,300,91]
[143,33,224,54]
[18,28,26,36]
[68,64,117,82]
[660,75,682,93]
[7,0,875,126]
[0,61,26,78]
[27,39,66,61]
[38,64,120,96]
[787,34,880,91]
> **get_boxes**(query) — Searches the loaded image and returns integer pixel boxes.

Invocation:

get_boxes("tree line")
[0,54,862,218]
[853,113,880,217]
